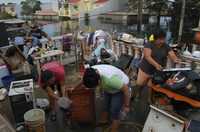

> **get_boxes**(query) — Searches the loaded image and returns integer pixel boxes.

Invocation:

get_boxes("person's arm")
[168,50,181,63]
[144,48,163,70]
[65,81,83,93]
[121,84,130,112]
[59,80,66,97]
[73,81,83,89]
[46,86,59,100]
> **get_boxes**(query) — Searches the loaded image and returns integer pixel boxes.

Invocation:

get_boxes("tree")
[0,11,16,19]
[145,0,172,27]
[21,0,41,16]
[128,0,172,29]
[171,0,200,42]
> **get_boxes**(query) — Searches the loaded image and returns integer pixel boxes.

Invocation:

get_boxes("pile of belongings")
[86,30,111,48]
[183,48,200,58]
[152,70,200,100]
[113,32,144,45]
[86,30,117,66]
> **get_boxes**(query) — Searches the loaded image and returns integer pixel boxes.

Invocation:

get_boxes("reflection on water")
[41,21,79,37]
[41,17,169,37]
[41,18,137,37]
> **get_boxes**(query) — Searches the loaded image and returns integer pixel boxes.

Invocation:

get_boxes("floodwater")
[40,16,170,37]
[41,18,136,37]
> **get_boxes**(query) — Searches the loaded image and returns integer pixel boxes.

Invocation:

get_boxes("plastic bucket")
[1,75,15,89]
[24,109,45,132]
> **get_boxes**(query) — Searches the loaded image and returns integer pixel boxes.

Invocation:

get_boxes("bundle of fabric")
[86,30,111,49]
[152,70,200,100]
[118,33,135,43]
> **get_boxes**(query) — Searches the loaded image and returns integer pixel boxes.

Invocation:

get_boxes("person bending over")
[83,64,130,132]
[40,61,66,121]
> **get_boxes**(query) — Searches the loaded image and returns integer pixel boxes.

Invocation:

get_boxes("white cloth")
[92,64,129,85]
[93,30,107,45]
[14,36,24,45]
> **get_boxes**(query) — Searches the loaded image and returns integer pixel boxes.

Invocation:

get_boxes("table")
[34,50,64,77]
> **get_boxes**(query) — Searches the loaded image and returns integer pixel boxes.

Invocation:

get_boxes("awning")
[69,0,80,4]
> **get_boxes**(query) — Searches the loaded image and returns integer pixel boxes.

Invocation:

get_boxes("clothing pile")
[87,30,110,48]
[152,70,200,100]
[86,30,117,65]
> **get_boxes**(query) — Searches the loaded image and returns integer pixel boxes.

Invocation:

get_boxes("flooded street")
[40,18,139,37]
[40,16,170,38]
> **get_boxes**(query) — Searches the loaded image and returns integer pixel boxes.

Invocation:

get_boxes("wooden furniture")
[151,85,200,108]
[67,85,96,123]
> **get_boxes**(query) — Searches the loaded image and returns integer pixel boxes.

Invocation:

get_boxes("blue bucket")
[1,75,15,89]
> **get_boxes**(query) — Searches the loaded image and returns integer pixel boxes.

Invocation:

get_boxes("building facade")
[0,3,17,17]
[67,0,128,19]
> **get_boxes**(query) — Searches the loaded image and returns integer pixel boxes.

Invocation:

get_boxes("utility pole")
[178,0,186,43]
[137,0,143,34]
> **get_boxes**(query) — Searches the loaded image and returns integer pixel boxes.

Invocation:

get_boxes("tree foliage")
[0,11,16,19]
[20,0,41,16]
[146,0,173,27]
[128,0,172,27]
[171,0,200,42]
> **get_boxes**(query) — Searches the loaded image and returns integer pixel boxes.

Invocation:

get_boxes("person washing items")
[134,29,181,102]
[40,61,66,121]
[82,64,130,132]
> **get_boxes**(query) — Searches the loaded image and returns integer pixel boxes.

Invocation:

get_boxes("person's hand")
[174,58,182,64]
[65,87,74,93]
[123,106,130,113]
[155,64,163,71]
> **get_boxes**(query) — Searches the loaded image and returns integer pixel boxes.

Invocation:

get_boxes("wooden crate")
[68,86,96,123]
